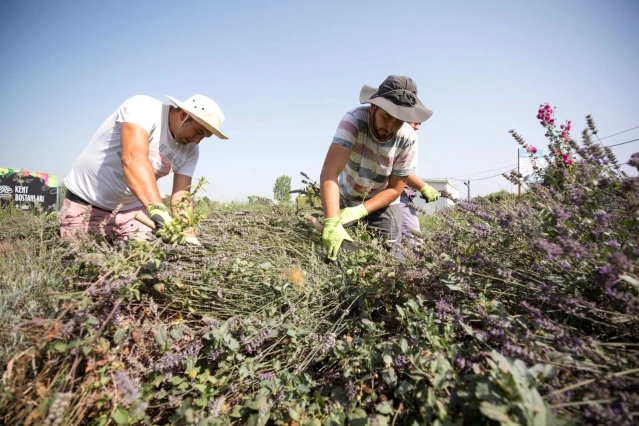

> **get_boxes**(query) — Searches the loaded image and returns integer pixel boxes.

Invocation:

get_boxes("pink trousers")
[59,198,153,242]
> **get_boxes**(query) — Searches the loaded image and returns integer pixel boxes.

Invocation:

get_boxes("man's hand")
[339,204,368,227]
[322,217,353,259]
[147,203,185,244]
[420,184,439,203]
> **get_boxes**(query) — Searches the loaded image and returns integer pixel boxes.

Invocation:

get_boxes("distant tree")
[273,175,292,204]
[476,190,524,204]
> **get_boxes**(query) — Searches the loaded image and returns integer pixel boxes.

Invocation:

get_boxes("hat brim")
[359,85,433,123]
[166,95,228,140]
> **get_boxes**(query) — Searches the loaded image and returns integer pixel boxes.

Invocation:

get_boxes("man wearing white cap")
[60,94,227,243]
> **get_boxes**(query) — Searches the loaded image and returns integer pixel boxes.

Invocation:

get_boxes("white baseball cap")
[166,94,228,139]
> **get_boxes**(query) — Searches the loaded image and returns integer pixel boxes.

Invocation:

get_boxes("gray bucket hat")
[359,75,433,123]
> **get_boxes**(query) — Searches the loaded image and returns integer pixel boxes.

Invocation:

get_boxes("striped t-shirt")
[332,106,418,206]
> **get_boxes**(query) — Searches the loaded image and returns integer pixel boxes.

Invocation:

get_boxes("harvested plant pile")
[1,110,638,425]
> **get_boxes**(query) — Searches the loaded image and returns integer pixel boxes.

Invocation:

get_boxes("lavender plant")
[1,105,638,425]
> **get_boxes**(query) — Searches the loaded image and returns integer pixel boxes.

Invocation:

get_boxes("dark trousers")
[341,202,403,259]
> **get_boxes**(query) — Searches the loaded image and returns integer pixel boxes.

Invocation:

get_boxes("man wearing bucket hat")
[319,75,432,259]
[61,94,227,244]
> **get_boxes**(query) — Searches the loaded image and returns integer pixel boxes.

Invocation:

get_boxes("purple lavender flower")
[534,239,562,261]
[245,328,271,353]
[394,355,410,368]
[257,372,276,381]
[185,341,203,359]
[114,371,140,405]
[435,298,454,321]
[154,352,183,372]
[606,240,621,249]
[208,396,226,418]
[345,381,358,402]
[208,349,224,362]
[609,252,631,271]
[471,221,492,238]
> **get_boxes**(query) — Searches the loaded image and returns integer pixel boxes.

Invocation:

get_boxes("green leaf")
[81,345,92,356]
[376,401,393,415]
[155,327,168,351]
[113,328,127,344]
[289,407,300,421]
[381,368,398,387]
[383,354,393,367]
[347,408,368,426]
[226,337,239,351]
[297,384,310,393]
[229,405,246,418]
[54,342,67,352]
[396,380,414,396]
[399,338,408,353]
[479,402,512,423]
[396,305,405,318]
[111,407,130,424]
[529,363,557,381]
[323,411,345,426]
[376,414,390,426]
[246,394,267,410]
[170,328,184,340]
[475,382,496,401]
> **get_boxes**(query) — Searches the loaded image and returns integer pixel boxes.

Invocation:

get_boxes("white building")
[410,178,460,214]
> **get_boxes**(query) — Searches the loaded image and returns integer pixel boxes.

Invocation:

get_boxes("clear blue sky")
[1,0,638,201]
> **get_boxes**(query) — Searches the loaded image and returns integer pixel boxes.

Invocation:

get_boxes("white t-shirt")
[64,95,199,211]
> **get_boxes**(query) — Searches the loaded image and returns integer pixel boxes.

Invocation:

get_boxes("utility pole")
[463,180,471,201]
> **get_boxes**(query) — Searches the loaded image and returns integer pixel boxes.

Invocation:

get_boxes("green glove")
[339,204,369,227]
[420,184,439,203]
[146,203,185,244]
[322,217,353,259]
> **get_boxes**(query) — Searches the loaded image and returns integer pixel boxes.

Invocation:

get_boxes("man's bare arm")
[171,174,193,216]
[362,174,408,213]
[406,174,427,191]
[320,144,351,219]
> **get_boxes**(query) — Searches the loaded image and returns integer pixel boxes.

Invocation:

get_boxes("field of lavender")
[1,107,638,425]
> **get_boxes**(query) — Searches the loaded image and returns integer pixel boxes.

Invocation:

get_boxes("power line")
[599,126,639,141]
[469,169,517,182]
[448,163,517,179]
[605,138,639,148]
